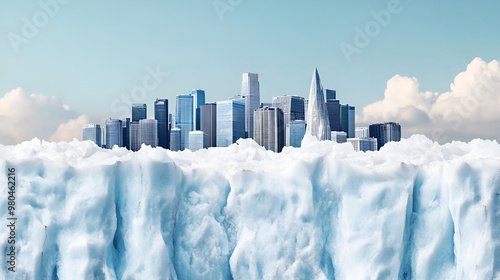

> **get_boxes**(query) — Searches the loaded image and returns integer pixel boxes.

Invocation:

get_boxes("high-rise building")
[200,103,217,148]
[132,104,147,122]
[325,89,337,101]
[304,100,308,123]
[192,90,206,131]
[348,137,377,152]
[82,124,102,147]
[341,104,355,138]
[105,119,123,149]
[289,120,306,148]
[189,131,207,151]
[355,127,369,138]
[272,95,305,146]
[241,73,260,138]
[130,122,141,151]
[369,122,401,150]
[216,98,245,147]
[139,119,158,147]
[155,99,169,149]
[253,107,285,152]
[306,68,330,140]
[168,113,173,130]
[170,128,181,151]
[326,99,341,132]
[331,131,347,143]
[175,94,194,150]
[122,118,131,150]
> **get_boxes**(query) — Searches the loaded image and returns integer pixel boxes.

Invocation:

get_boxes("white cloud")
[0,88,88,145]
[49,115,90,142]
[359,58,500,143]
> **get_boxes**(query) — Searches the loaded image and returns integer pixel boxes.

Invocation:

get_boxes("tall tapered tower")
[306,68,330,140]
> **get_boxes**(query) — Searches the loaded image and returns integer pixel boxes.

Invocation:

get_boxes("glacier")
[0,135,499,280]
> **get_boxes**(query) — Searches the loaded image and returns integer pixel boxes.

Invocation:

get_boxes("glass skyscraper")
[139,119,158,147]
[331,131,347,143]
[200,103,217,148]
[105,119,123,149]
[355,127,369,138]
[241,73,260,138]
[122,118,130,150]
[325,89,337,101]
[306,68,330,140]
[170,128,181,151]
[192,90,205,131]
[272,95,305,146]
[325,89,341,132]
[348,137,378,152]
[132,104,147,122]
[289,120,306,148]
[155,99,169,149]
[130,122,141,151]
[82,123,102,147]
[189,131,206,151]
[253,107,285,153]
[176,94,194,150]
[369,122,401,150]
[341,104,355,138]
[216,98,245,147]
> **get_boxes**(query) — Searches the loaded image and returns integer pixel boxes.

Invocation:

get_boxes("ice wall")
[0,135,499,280]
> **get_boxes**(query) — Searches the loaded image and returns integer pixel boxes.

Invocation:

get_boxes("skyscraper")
[348,137,378,152]
[306,68,330,140]
[192,90,206,131]
[175,94,194,150]
[132,104,147,122]
[82,124,102,147]
[122,118,130,150]
[139,119,158,148]
[253,107,285,153]
[155,99,169,149]
[200,103,217,148]
[216,98,245,147]
[325,89,337,101]
[331,131,347,143]
[189,131,206,151]
[369,122,401,150]
[289,120,306,148]
[170,128,181,151]
[130,122,140,151]
[272,95,305,146]
[355,127,369,138]
[105,119,123,149]
[341,104,355,138]
[326,99,341,132]
[241,73,260,138]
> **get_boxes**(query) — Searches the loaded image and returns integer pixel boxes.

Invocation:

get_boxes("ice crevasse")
[0,134,499,280]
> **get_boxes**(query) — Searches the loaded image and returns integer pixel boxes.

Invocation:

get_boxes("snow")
[0,135,499,279]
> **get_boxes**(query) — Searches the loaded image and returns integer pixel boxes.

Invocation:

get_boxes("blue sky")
[0,0,500,143]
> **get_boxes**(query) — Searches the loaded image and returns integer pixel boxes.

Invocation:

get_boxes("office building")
[139,119,158,147]
[200,103,217,147]
[121,118,130,150]
[155,99,169,149]
[105,119,123,149]
[132,103,147,122]
[325,89,336,101]
[216,98,245,147]
[369,122,401,150]
[241,73,260,138]
[253,107,285,152]
[326,99,341,132]
[341,104,355,138]
[355,127,369,138]
[289,120,306,148]
[189,131,207,151]
[192,90,206,131]
[272,95,305,146]
[170,128,181,151]
[175,94,194,150]
[348,137,377,152]
[331,131,347,143]
[306,68,330,140]
[82,124,102,147]
[130,122,141,151]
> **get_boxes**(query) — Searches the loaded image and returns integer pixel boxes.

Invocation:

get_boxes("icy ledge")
[0,135,499,280]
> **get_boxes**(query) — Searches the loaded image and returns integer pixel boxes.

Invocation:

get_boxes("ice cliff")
[0,135,499,280]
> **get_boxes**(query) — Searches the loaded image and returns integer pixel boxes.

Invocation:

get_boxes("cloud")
[359,58,500,143]
[49,115,90,142]
[0,88,88,145]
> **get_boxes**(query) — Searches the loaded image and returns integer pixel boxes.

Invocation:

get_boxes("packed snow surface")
[0,135,499,280]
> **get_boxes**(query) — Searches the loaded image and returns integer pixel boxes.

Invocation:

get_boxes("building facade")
[241,73,260,138]
[331,131,347,143]
[132,103,147,122]
[289,120,306,148]
[200,103,217,148]
[341,104,355,138]
[253,107,285,153]
[355,127,369,138]
[155,99,169,149]
[175,94,194,150]
[139,119,158,147]
[105,119,123,149]
[348,137,377,152]
[170,128,181,151]
[369,122,401,150]
[130,122,141,151]
[216,98,245,147]
[189,131,207,151]
[192,90,205,131]
[306,68,330,140]
[272,95,305,146]
[82,124,102,147]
